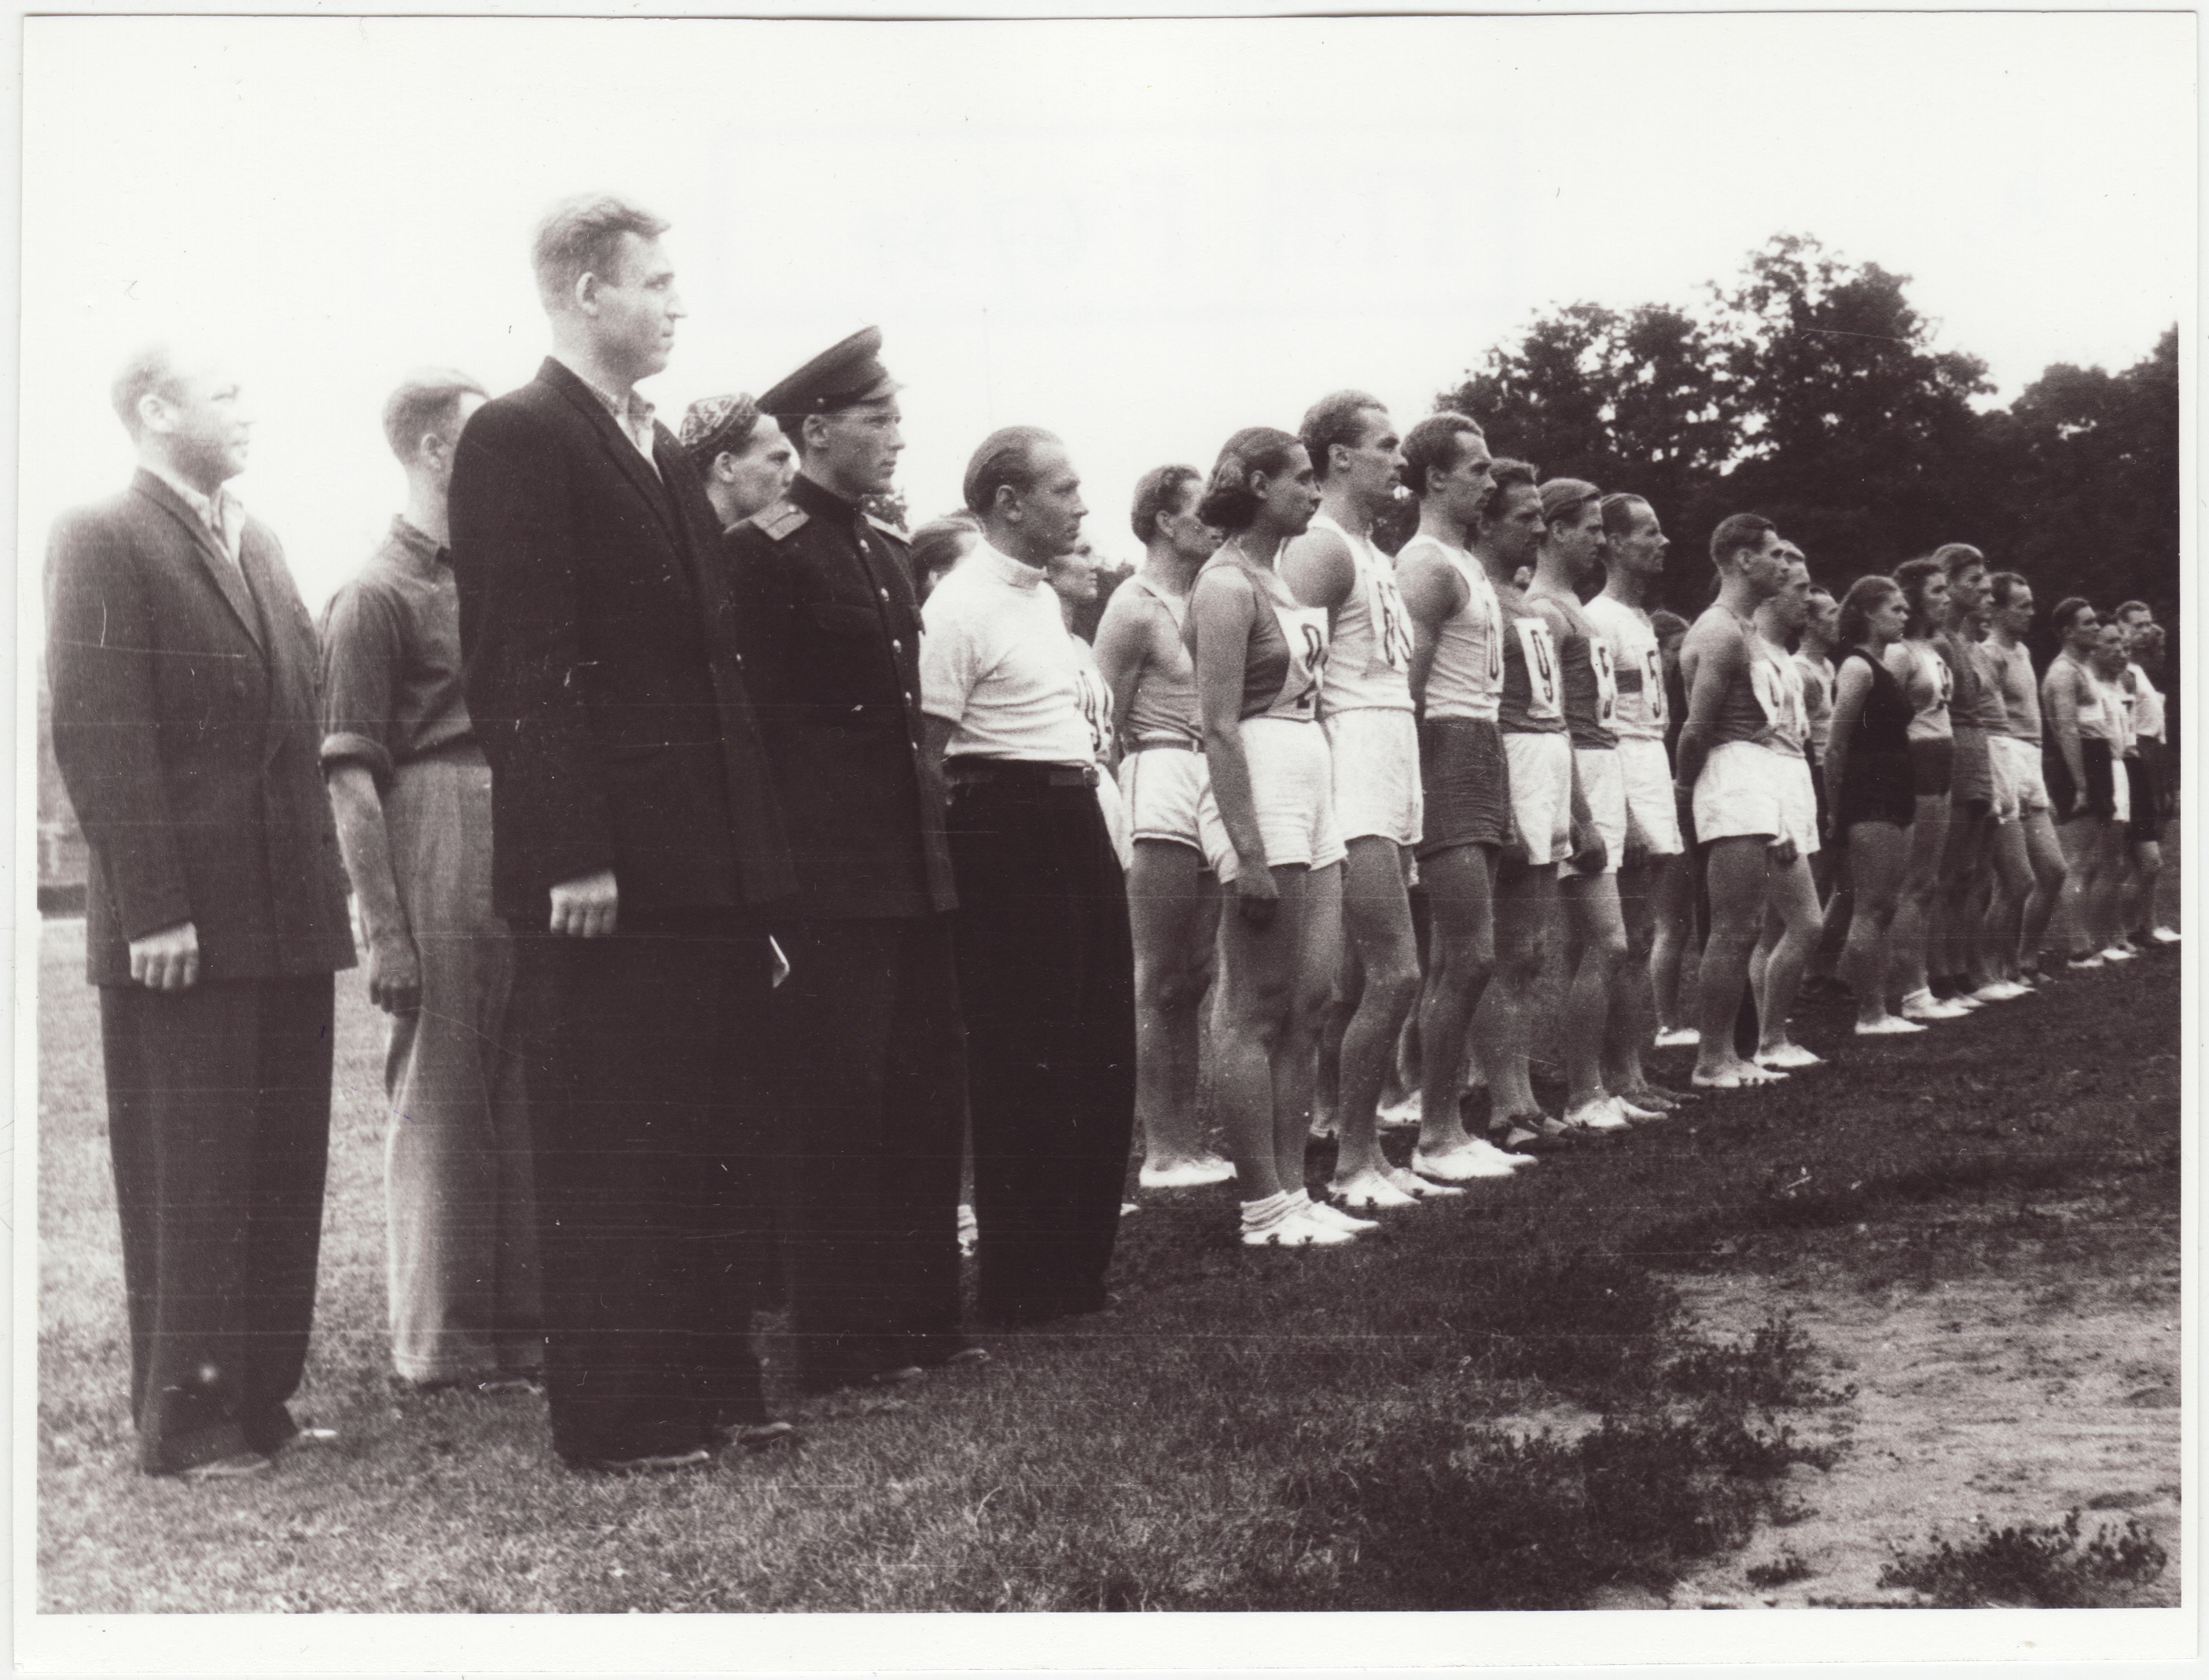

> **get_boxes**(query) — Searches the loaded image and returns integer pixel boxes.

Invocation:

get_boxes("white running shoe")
[1303,1199,1380,1234]
[2068,953,2107,971]
[1241,1209,1355,1247]
[1855,1015,1928,1036]
[1653,1027,1700,1049]
[1900,990,1968,1022]
[2101,945,2137,963]
[1571,1099,1633,1132]
[1413,1141,1518,1180]
[1377,1093,1424,1129]
[1755,1043,1827,1070]
[1331,1169,1419,1210]
[1384,1164,1467,1198]
[1138,1156,1235,1189]
[2152,926,2181,944]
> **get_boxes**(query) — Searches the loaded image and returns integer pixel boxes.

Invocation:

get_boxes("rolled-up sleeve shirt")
[918,540,1094,765]
[319,516,476,789]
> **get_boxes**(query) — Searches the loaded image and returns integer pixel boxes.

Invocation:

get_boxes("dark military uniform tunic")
[724,469,970,1390]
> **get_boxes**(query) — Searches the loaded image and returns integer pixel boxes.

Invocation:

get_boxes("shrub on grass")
[1878,1510,2168,1607]
[1744,1549,1813,1589]
[1663,1314,1857,1410]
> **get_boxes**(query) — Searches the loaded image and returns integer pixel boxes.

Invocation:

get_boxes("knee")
[1144,960,1211,1016]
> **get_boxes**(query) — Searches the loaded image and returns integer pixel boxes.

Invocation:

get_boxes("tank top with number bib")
[1531,587,1619,751]
[1120,576,1203,747]
[1309,513,1413,715]
[1582,594,1666,744]
[1401,535,1503,723]
[1190,550,1332,722]
[1497,584,1568,736]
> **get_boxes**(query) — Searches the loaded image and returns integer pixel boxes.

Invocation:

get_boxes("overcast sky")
[20,11,2194,612]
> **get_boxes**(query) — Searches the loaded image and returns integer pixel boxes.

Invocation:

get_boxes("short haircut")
[2050,596,2096,637]
[1538,477,1602,535]
[963,425,1061,516]
[1988,570,2032,610]
[111,344,186,439]
[1892,556,1946,637]
[1709,512,1777,569]
[1130,464,1203,545]
[1933,542,1987,579]
[1474,458,1539,528]
[1401,413,1485,500]
[1651,608,1690,642]
[531,193,669,313]
[1196,427,1304,534]
[1300,389,1386,482]
[909,511,982,584]
[1600,492,1652,542]
[1836,575,1904,648]
[382,369,488,465]
[1807,583,1836,602]
[2113,599,2152,622]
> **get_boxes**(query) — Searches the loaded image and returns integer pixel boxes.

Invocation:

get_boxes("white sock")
[1240,1191,1296,1233]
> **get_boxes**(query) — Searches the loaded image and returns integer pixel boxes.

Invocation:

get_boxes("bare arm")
[325,763,420,1013]
[1825,656,1872,822]
[1672,626,1744,797]
[1280,527,1357,613]
[2043,659,2088,814]
[1190,571,1275,915]
[1091,585,1153,774]
[1396,546,1466,722]
[920,711,959,802]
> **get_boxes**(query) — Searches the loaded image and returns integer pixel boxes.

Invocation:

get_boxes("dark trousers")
[509,910,773,1465]
[946,780,1137,1325]
[771,916,968,1389]
[100,975,334,1475]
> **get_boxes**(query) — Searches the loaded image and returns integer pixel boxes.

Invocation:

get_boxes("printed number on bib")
[1515,618,1562,719]
[1074,664,1113,759]
[1590,640,1619,730]
[1372,574,1413,671]
[1642,646,1667,728]
[1748,654,1788,731]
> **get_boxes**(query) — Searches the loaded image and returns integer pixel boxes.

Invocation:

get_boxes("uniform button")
[903,691,914,703]
[892,638,904,653]
[879,588,890,601]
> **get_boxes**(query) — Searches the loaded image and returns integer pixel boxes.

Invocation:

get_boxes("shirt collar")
[972,538,1046,592]
[388,516,447,572]
[146,461,243,554]
[553,354,656,437]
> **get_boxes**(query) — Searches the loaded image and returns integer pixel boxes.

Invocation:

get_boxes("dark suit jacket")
[724,474,956,920]
[449,358,793,924]
[46,471,356,986]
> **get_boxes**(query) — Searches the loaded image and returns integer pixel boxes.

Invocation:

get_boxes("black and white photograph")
[15,8,2193,1671]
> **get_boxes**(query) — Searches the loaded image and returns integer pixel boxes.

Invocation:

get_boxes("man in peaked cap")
[723,327,979,1395]
[679,392,796,530]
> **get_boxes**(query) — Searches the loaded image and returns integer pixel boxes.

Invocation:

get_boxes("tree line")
[1388,233,2177,671]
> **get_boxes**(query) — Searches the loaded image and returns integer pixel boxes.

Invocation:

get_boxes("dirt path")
[1663,1215,2181,1608]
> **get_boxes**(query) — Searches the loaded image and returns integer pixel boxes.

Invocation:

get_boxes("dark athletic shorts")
[1838,748,1917,833]
[2126,753,2164,845]
[1909,736,1954,800]
[2047,737,2119,824]
[1950,725,1993,813]
[1417,715,1511,859]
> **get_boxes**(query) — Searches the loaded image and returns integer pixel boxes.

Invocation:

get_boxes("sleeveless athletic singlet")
[1890,638,1954,742]
[1402,535,1502,723]
[1990,641,2042,745]
[1120,577,1203,747]
[1762,641,1809,759]
[1190,553,1330,722]
[1309,513,1412,715]
[2127,663,2167,742]
[1497,589,1567,735]
[1693,606,1782,749]
[1583,594,1665,743]
[1533,590,1619,750]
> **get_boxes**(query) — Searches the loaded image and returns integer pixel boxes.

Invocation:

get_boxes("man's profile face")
[810,400,902,498]
[1485,481,1546,571]
[1016,444,1087,556]
[720,415,796,520]
[587,233,682,380]
[1804,590,1840,647]
[2118,607,2153,652]
[1949,563,1990,617]
[146,362,252,485]
[1337,407,1404,510]
[1435,432,1496,528]
[1993,586,2034,638]
[1772,560,1813,634]
[1612,502,1667,579]
[1741,530,1792,600]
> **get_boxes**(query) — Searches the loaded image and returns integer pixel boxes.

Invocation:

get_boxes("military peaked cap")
[759,327,899,421]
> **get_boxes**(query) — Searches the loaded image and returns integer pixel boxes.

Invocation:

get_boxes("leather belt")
[945,759,1100,789]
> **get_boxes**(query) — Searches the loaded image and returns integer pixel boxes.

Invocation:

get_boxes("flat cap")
[759,326,899,420]
[678,392,763,461]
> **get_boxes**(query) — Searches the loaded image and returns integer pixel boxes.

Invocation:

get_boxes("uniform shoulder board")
[751,501,809,542]
[865,513,910,546]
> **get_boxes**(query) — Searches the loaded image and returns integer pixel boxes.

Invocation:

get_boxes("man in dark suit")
[447,194,796,1472]
[46,346,357,1480]
[723,329,976,1394]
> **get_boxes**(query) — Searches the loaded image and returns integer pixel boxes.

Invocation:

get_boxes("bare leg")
[1888,792,1951,1002]
[1650,850,1699,1038]
[1328,838,1421,1189]
[1841,822,1913,1029]
[1938,803,1992,986]
[1808,844,1851,981]
[1978,820,2034,983]
[1213,862,1315,1200]
[1693,836,1775,1084]
[1559,870,1630,1119]
[1279,863,1343,1193]
[1608,856,1666,1097]
[1412,844,1498,1160]
[1754,855,1825,1061]
[2123,840,2163,941]
[1127,840,1229,1185]
[1473,853,1557,1121]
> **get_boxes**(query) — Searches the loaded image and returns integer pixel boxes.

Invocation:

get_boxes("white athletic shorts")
[1562,747,1626,878]
[1993,734,2049,818]
[1618,735,1685,858]
[1695,739,1819,855]
[1117,746,1230,873]
[1323,707,1423,847]
[1198,715,1346,884]
[1983,730,2021,825]
[1095,770,1133,873]
[1501,730,1573,867]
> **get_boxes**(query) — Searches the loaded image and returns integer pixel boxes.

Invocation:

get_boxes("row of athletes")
[872,395,2169,1248]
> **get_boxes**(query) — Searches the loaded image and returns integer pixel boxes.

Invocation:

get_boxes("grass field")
[35,917,2180,1612]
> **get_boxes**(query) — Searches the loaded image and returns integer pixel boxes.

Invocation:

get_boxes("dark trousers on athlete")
[946,774,1137,1325]
[510,909,774,1465]
[770,917,968,1389]
[100,976,335,1475]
